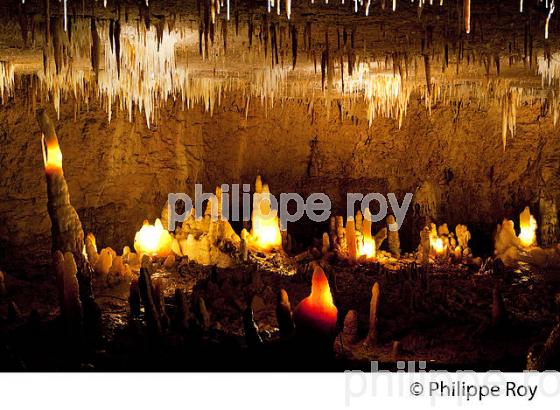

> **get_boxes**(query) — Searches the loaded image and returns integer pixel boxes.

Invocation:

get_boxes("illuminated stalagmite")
[36,108,98,325]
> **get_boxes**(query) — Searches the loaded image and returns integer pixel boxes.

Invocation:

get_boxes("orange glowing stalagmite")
[518,206,537,247]
[293,265,338,337]
[42,133,63,174]
[134,218,173,257]
[248,176,282,251]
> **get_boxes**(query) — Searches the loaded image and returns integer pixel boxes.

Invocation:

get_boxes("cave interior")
[1,0,560,371]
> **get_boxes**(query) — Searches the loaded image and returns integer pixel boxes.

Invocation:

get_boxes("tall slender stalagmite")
[365,282,380,346]
[37,108,99,331]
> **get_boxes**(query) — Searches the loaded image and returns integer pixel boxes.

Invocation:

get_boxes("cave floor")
[1,254,559,371]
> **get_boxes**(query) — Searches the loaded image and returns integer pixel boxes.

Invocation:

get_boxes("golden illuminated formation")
[293,265,338,335]
[248,176,282,251]
[432,237,445,255]
[358,237,376,259]
[41,133,63,174]
[518,206,537,247]
[134,218,173,257]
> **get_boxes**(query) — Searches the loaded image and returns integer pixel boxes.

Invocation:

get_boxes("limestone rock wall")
[1,96,559,275]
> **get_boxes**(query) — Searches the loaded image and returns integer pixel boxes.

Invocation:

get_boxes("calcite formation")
[53,250,83,327]
[170,198,240,268]
[364,282,381,347]
[495,211,560,268]
[387,215,401,257]
[276,289,295,338]
[37,109,85,263]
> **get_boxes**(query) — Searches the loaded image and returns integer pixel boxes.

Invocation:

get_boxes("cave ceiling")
[0,1,559,147]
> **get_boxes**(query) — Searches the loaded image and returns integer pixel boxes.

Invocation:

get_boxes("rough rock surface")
[0,95,559,275]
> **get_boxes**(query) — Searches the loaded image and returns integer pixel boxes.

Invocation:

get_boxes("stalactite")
[222,19,228,53]
[248,16,253,49]
[51,17,64,75]
[464,0,471,34]
[0,62,14,104]
[501,87,519,149]
[291,24,297,69]
[546,1,555,40]
[321,48,326,90]
[423,53,431,96]
[91,18,100,77]
[115,20,121,77]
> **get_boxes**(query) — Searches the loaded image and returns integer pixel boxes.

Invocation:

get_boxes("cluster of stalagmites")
[162,189,241,268]
[85,232,136,282]
[417,222,478,266]
[494,206,560,268]
[320,211,399,263]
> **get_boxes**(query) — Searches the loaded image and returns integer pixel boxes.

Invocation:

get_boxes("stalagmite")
[276,289,295,338]
[138,263,162,335]
[196,296,211,330]
[346,218,357,262]
[355,211,363,233]
[134,219,173,257]
[340,309,358,346]
[37,108,98,326]
[387,215,400,257]
[365,282,380,347]
[293,265,338,340]
[37,109,84,261]
[85,233,99,266]
[94,248,113,276]
[362,210,372,243]
[129,279,141,318]
[455,224,471,249]
[420,226,431,265]
[240,229,249,262]
[53,250,83,327]
[518,206,537,247]
[322,232,330,257]
[494,219,522,267]
[248,176,282,251]
[374,228,387,250]
[174,288,190,332]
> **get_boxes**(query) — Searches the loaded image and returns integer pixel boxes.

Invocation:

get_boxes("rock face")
[1,95,560,275]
